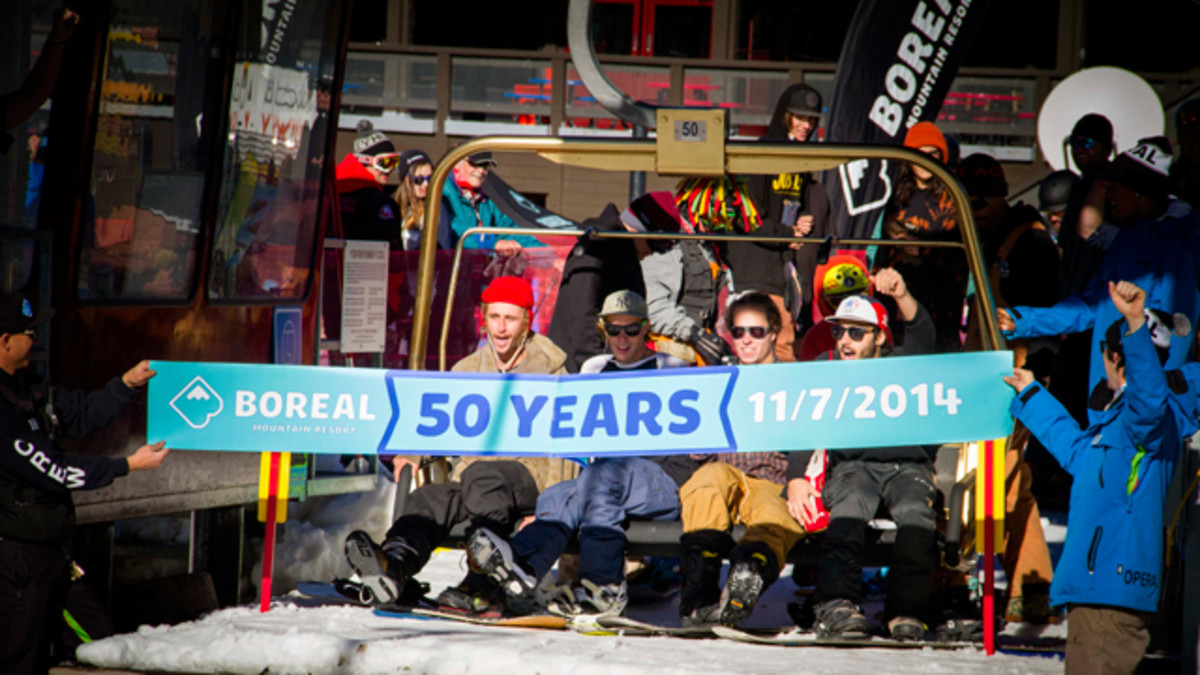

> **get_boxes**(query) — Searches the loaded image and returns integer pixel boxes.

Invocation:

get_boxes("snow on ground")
[80,547,1063,675]
[79,479,1066,674]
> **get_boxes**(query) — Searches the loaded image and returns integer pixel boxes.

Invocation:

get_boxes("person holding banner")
[677,292,800,628]
[785,275,938,641]
[468,289,699,617]
[344,276,579,613]
[1005,281,1193,675]
[0,292,169,675]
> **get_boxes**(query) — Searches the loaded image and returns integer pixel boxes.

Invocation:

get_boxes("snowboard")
[374,607,569,630]
[567,615,716,638]
[713,626,1064,653]
[292,580,431,610]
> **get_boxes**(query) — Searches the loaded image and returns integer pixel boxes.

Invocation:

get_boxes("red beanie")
[481,276,534,312]
[904,121,948,160]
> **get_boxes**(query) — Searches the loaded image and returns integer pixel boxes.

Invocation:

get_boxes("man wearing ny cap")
[343,277,578,615]
[335,120,403,248]
[999,136,1200,424]
[469,290,699,618]
[441,150,543,255]
[784,270,938,641]
[0,293,168,674]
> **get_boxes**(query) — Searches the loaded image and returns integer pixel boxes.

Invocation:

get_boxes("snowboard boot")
[436,571,505,617]
[813,598,870,639]
[718,542,778,628]
[467,527,540,604]
[679,546,723,626]
[570,579,628,617]
[887,615,927,642]
[344,530,409,606]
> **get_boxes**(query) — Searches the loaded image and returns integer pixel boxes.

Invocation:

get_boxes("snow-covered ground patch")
[80,549,1062,675]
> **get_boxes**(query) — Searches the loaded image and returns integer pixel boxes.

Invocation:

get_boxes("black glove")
[690,327,733,365]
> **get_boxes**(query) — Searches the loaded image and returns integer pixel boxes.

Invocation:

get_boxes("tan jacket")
[449,333,580,491]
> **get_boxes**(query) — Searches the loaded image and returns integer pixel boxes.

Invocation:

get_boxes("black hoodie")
[737,84,834,310]
[547,204,646,373]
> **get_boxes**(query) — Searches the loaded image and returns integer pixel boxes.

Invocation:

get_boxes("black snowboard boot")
[436,571,505,616]
[813,598,870,639]
[718,541,778,628]
[467,527,540,604]
[678,531,732,627]
[344,530,419,607]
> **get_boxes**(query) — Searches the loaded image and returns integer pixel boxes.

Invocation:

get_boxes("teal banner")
[148,352,1015,456]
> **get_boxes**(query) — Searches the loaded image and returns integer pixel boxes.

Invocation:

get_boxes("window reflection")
[208,1,340,301]
[77,1,215,302]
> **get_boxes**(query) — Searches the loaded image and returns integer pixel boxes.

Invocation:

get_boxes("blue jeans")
[512,457,680,584]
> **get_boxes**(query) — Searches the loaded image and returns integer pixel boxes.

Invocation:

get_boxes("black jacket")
[738,83,834,305]
[547,204,646,373]
[0,371,136,546]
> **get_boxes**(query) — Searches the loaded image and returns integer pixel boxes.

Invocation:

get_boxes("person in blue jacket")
[439,151,544,253]
[1005,280,1194,675]
[998,137,1200,424]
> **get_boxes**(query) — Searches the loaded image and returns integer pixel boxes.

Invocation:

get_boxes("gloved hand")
[690,327,733,365]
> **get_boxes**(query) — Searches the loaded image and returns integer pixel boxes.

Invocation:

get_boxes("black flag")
[482,172,578,230]
[821,0,990,239]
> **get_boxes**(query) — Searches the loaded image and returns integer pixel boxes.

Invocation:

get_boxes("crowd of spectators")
[330,85,1200,673]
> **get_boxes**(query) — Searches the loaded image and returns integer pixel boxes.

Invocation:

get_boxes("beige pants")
[1003,429,1054,601]
[1066,605,1150,675]
[680,462,805,569]
[767,294,796,362]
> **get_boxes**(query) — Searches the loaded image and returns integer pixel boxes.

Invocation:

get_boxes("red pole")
[982,439,996,655]
[260,452,281,613]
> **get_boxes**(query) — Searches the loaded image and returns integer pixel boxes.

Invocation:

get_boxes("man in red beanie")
[343,276,579,615]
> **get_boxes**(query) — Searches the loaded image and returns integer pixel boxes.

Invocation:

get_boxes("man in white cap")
[784,268,938,641]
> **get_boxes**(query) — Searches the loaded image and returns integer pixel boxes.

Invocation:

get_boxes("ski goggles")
[830,325,876,342]
[730,325,769,340]
[603,321,646,337]
[356,153,401,173]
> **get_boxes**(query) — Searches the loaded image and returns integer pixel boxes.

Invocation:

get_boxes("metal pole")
[630,125,647,202]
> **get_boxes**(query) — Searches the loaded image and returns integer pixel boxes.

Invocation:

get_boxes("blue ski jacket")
[1010,324,1191,613]
[1005,201,1200,422]
[440,180,544,251]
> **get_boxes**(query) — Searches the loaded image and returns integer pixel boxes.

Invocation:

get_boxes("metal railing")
[410,136,1005,372]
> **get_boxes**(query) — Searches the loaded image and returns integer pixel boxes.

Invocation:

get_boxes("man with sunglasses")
[0,293,169,674]
[1060,113,1116,300]
[441,151,543,256]
[469,290,700,618]
[334,120,403,249]
[786,270,939,641]
[957,153,1060,352]
[676,292,801,628]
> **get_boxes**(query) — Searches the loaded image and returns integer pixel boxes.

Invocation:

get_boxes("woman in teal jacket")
[1006,281,1195,675]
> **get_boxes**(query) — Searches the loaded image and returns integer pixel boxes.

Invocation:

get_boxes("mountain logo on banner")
[838,159,894,216]
[170,377,225,429]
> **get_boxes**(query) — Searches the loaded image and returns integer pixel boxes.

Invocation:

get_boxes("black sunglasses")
[970,197,989,211]
[604,321,645,337]
[1069,136,1098,150]
[410,174,431,185]
[730,326,768,340]
[831,325,875,341]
